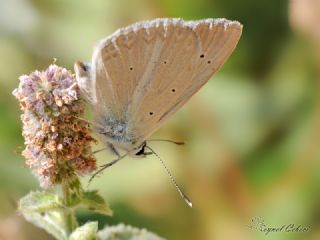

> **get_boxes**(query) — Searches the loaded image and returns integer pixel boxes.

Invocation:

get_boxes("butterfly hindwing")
[146,20,242,135]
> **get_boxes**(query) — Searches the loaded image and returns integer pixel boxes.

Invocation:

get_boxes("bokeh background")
[1,0,320,239]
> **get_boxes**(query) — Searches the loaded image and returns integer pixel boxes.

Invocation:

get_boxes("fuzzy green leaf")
[21,209,68,240]
[19,191,63,212]
[69,222,98,240]
[80,191,113,216]
[97,224,165,240]
[19,191,70,240]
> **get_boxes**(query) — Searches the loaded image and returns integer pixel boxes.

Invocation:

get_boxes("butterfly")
[74,18,242,206]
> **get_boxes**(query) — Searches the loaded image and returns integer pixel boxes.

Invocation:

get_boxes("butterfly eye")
[149,112,153,115]
[76,61,88,72]
[171,88,176,92]
[129,67,133,71]
[163,61,167,64]
[207,60,211,64]
[200,54,205,58]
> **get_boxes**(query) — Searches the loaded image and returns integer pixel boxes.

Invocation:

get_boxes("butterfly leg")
[147,139,185,145]
[88,154,127,185]
[106,142,121,158]
[91,143,120,156]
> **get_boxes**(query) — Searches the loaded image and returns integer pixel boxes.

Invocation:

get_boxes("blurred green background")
[1,0,320,239]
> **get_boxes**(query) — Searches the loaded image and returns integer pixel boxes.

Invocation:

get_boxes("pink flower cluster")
[13,64,96,188]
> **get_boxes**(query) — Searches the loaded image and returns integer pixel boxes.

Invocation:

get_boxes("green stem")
[61,175,81,237]
[62,184,76,235]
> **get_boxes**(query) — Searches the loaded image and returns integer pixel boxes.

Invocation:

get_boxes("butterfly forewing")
[91,18,242,148]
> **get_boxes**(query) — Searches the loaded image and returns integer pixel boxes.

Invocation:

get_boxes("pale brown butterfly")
[74,18,242,207]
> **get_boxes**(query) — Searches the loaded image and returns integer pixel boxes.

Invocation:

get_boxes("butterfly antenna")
[145,146,192,208]
[147,139,185,145]
[87,154,127,187]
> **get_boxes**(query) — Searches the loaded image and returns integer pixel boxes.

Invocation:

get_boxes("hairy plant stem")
[61,178,79,236]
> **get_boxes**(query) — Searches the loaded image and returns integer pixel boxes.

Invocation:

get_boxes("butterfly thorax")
[95,116,146,157]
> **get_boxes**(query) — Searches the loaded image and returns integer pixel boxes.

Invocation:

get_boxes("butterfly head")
[74,61,90,79]
[129,141,149,158]
[74,61,95,102]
